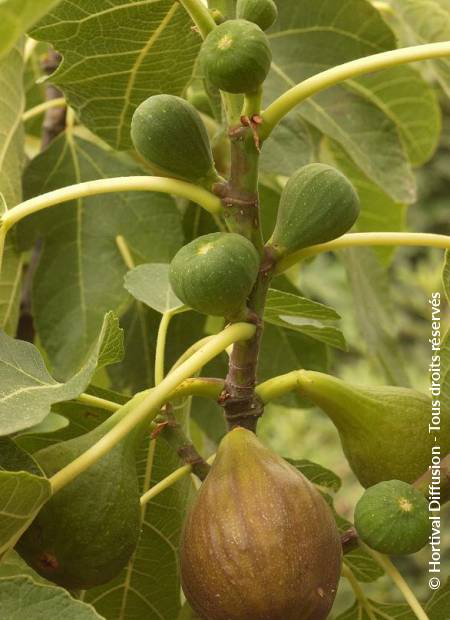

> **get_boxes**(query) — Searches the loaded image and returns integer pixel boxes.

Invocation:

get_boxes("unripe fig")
[169,232,260,317]
[200,19,272,94]
[16,396,147,589]
[236,0,278,31]
[181,427,342,620]
[131,94,218,185]
[355,480,431,555]
[269,163,360,257]
[297,370,450,488]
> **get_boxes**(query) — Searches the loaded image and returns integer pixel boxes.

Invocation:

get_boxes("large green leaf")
[0,576,104,619]
[387,0,450,97]
[264,289,347,350]
[263,0,441,202]
[322,138,407,263]
[0,1,61,59]
[260,114,314,176]
[0,311,122,435]
[0,471,51,556]
[20,134,183,378]
[0,43,25,336]
[343,248,410,386]
[31,0,201,149]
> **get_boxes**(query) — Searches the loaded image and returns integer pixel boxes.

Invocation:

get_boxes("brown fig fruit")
[180,427,342,620]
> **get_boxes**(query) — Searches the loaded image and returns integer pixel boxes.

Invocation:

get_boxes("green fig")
[16,393,148,589]
[181,427,342,620]
[354,480,431,555]
[297,370,450,488]
[269,163,360,257]
[236,0,278,31]
[169,232,260,318]
[200,20,272,94]
[131,94,218,185]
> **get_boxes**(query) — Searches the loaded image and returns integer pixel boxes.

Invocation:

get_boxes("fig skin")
[181,427,342,620]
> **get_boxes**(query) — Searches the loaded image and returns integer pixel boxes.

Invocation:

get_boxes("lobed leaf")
[0,575,104,619]
[124,263,184,314]
[0,311,122,435]
[31,0,202,149]
[20,134,183,378]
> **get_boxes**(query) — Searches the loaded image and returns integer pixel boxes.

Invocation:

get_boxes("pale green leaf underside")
[0,472,51,557]
[0,43,25,335]
[0,0,61,59]
[32,0,201,149]
[0,311,122,435]
[0,576,104,619]
[124,263,184,314]
[21,133,183,378]
[263,0,441,202]
[264,289,347,350]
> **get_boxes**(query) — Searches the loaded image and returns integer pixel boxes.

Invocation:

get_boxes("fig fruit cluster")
[181,427,342,620]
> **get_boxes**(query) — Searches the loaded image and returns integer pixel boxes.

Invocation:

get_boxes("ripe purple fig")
[181,427,342,620]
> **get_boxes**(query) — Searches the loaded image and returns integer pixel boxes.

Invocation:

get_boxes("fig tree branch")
[260,42,450,140]
[50,322,255,494]
[275,232,450,273]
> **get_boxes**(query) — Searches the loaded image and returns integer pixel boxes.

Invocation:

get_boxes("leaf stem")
[76,393,121,412]
[22,98,66,122]
[261,42,450,140]
[115,235,136,270]
[49,322,255,494]
[140,454,215,506]
[178,0,216,38]
[275,232,450,273]
[255,370,302,403]
[360,544,429,620]
[342,564,377,620]
[155,311,174,385]
[1,176,222,233]
[0,224,7,276]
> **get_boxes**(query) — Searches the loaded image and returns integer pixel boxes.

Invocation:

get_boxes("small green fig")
[269,163,360,257]
[169,232,260,318]
[131,94,217,185]
[181,427,342,620]
[354,480,431,555]
[297,370,450,488]
[236,0,278,31]
[200,19,272,94]
[16,395,147,589]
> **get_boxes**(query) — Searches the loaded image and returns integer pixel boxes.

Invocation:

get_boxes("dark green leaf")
[32,1,201,149]
[21,134,183,378]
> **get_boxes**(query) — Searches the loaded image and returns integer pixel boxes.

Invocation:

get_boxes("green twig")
[261,42,450,140]
[275,232,450,273]
[22,98,66,122]
[360,544,429,620]
[49,322,255,494]
[1,177,222,232]
[342,564,377,620]
[155,311,175,385]
[178,0,216,38]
